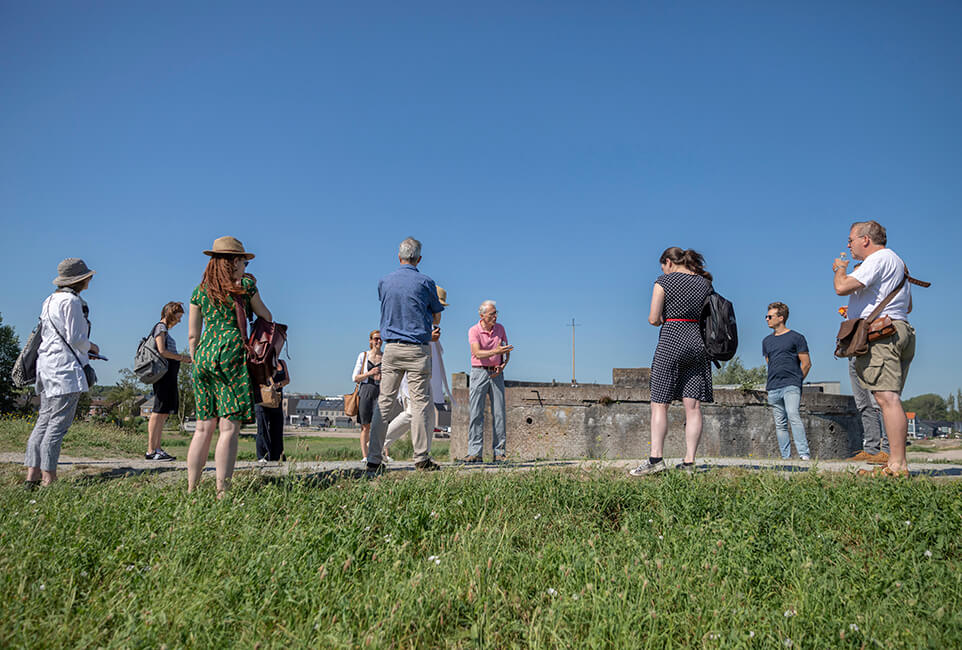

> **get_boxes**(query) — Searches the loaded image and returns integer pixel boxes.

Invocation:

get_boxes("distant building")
[288,398,346,426]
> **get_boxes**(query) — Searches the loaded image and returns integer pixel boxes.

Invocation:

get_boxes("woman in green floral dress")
[187,236,272,496]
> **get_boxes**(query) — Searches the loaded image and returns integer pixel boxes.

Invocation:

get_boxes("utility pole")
[567,318,580,384]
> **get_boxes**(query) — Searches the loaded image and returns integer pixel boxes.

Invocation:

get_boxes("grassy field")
[1,462,961,648]
[0,417,449,463]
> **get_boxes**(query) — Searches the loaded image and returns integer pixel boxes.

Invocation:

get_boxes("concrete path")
[3,452,961,482]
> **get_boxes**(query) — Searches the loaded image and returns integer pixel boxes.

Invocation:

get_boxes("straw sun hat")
[203,236,255,260]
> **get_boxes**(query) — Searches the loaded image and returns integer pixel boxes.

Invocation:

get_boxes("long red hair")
[200,256,246,305]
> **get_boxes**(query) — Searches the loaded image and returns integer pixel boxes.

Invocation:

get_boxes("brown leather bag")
[233,292,289,403]
[835,269,929,358]
[343,352,365,417]
[259,383,282,409]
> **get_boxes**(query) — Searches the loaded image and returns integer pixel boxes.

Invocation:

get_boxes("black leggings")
[255,404,285,461]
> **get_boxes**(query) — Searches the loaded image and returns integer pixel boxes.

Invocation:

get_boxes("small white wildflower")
[314,623,320,630]
[572,594,579,600]
[29,499,36,504]
[434,558,441,565]
[80,571,88,577]
[849,623,859,632]
[384,535,391,542]
[748,631,755,638]
[904,520,912,527]
[708,633,719,640]
[784,639,793,648]
[427,555,439,565]
[657,535,663,540]
[457,499,463,505]
[430,511,437,517]
[534,513,541,520]
[546,588,557,596]
[648,518,653,523]
[364,526,371,531]
[924,550,932,558]
[39,584,45,591]
[783,609,797,618]
[126,564,135,572]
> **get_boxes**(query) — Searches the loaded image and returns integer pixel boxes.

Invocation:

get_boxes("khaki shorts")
[854,320,915,393]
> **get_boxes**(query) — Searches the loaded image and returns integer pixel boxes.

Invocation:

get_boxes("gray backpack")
[133,323,169,384]
[11,319,42,388]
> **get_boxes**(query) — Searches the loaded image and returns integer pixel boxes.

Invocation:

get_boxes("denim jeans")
[24,391,81,472]
[468,367,506,457]
[767,385,810,459]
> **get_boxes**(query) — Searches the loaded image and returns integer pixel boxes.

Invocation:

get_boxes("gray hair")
[398,237,422,262]
[850,220,887,246]
[479,300,497,316]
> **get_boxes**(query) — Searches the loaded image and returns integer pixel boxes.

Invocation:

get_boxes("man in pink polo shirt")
[463,300,513,463]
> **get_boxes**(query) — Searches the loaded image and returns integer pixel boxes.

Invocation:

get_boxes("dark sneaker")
[23,480,40,492]
[365,462,385,475]
[628,459,667,477]
[147,450,175,462]
[415,459,441,472]
[493,455,507,463]
[459,455,483,464]
[675,461,696,475]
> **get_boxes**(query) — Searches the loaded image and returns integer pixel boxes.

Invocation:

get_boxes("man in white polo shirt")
[833,220,915,477]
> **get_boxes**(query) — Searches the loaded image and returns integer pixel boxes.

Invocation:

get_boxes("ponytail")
[659,247,713,282]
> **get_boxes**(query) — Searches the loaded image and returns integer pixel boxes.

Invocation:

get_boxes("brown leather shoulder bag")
[835,269,930,358]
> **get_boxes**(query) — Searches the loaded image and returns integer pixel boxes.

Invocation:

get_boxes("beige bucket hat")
[53,258,96,287]
[436,285,449,306]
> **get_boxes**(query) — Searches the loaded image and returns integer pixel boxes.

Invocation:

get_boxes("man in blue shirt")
[763,302,812,460]
[366,237,445,472]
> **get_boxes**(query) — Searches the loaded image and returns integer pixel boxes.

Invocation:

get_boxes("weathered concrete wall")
[450,368,861,460]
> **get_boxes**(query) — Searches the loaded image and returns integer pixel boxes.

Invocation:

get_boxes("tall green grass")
[1,468,960,648]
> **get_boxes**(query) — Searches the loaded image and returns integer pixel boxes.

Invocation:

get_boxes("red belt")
[664,318,698,322]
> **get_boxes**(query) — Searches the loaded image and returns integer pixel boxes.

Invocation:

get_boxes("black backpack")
[700,288,737,368]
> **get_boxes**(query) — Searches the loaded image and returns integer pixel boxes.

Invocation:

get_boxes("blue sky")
[2,1,960,399]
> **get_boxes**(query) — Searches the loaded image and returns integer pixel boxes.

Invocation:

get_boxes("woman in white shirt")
[352,330,382,459]
[23,259,100,490]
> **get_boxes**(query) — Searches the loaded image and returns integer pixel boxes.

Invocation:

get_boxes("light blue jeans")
[767,385,810,459]
[468,367,506,457]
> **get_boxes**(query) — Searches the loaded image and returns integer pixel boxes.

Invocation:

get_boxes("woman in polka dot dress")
[187,236,273,497]
[630,247,713,477]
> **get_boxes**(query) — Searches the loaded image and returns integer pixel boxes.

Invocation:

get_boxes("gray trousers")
[368,343,432,464]
[24,391,81,472]
[468,367,506,457]
[849,357,888,454]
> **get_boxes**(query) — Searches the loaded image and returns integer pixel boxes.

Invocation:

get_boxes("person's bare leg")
[215,419,241,497]
[41,469,57,486]
[187,418,216,492]
[682,398,703,463]
[650,402,669,458]
[147,412,168,454]
[874,391,908,472]
[25,467,41,482]
[360,423,370,458]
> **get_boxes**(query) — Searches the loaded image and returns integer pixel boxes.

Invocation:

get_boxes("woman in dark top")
[630,247,713,477]
[256,359,290,462]
[352,330,382,459]
[146,302,192,461]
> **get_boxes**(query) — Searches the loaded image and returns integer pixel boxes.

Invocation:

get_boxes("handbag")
[133,323,169,384]
[343,352,365,417]
[11,318,42,388]
[232,292,289,403]
[259,383,282,409]
[834,268,929,358]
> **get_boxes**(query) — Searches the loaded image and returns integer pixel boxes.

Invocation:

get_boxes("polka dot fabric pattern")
[650,273,713,404]
[190,276,257,421]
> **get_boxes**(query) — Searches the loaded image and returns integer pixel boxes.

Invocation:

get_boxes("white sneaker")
[383,455,395,463]
[800,455,811,461]
[257,458,269,466]
[628,459,667,477]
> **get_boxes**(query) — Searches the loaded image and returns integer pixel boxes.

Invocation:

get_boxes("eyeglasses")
[765,315,776,320]
[372,337,382,341]
[847,235,866,245]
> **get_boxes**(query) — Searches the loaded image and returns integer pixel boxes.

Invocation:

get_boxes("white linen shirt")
[398,340,453,406]
[36,291,91,396]
[848,248,911,321]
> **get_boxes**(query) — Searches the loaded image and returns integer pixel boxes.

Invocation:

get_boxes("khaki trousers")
[368,343,432,464]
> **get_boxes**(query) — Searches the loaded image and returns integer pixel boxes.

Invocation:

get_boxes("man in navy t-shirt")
[762,302,812,460]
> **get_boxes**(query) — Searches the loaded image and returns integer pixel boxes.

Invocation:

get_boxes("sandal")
[857,466,909,478]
